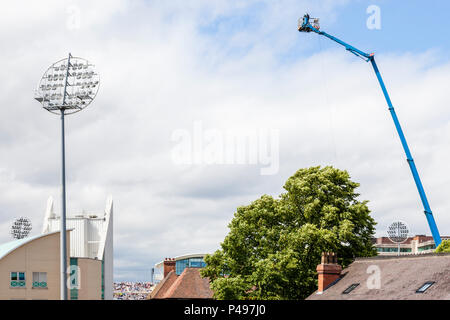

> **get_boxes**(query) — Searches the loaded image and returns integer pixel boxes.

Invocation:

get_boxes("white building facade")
[42,196,114,300]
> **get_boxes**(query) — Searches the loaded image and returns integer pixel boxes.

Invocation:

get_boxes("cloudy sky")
[0,0,449,281]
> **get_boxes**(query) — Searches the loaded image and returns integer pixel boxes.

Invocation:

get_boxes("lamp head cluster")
[34,54,100,115]
[387,221,409,244]
[10,217,32,240]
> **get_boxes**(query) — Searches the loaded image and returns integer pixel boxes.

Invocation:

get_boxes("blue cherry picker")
[297,14,442,246]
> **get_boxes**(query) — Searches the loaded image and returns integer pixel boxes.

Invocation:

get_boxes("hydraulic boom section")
[297,13,442,246]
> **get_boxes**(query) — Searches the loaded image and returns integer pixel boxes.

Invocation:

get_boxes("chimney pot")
[316,252,342,293]
[163,257,176,278]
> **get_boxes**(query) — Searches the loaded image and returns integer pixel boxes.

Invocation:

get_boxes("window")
[32,272,47,288]
[342,283,359,294]
[175,257,207,275]
[175,259,188,275]
[416,281,435,293]
[10,272,26,288]
[189,258,206,268]
[377,247,412,253]
[418,245,435,252]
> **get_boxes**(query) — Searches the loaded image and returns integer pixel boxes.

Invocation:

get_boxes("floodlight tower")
[297,14,442,246]
[34,53,100,300]
[387,221,409,256]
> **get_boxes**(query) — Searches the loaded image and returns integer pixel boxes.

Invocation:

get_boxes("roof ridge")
[149,270,177,299]
[163,267,213,299]
[355,252,450,261]
[163,267,191,298]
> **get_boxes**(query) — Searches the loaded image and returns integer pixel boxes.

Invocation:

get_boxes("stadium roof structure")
[0,230,72,260]
[154,253,208,269]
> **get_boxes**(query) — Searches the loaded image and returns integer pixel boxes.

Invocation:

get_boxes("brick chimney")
[316,252,342,293]
[163,258,176,278]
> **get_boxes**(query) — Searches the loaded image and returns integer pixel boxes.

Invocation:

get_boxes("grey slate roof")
[307,253,450,300]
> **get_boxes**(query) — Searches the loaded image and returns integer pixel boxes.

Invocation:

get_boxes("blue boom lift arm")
[298,14,442,246]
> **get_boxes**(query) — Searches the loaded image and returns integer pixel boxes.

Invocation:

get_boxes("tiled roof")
[149,270,178,299]
[149,268,213,299]
[307,253,450,300]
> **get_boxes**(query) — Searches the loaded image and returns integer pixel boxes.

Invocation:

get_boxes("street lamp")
[34,53,100,300]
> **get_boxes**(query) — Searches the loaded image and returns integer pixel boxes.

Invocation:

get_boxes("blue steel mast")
[298,14,442,246]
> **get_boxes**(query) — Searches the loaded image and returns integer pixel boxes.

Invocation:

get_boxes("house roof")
[307,253,450,300]
[149,268,213,299]
[149,270,178,299]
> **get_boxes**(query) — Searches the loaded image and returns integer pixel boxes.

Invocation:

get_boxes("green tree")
[435,239,450,253]
[201,166,377,300]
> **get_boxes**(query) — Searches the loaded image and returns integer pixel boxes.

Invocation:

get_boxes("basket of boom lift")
[298,14,320,32]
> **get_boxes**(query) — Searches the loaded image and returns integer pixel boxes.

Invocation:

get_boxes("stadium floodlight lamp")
[35,54,100,115]
[387,220,410,256]
[34,53,100,300]
[10,217,32,240]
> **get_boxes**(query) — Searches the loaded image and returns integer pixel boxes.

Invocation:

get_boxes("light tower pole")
[35,53,100,299]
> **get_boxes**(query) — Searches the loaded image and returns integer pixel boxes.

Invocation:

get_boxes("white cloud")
[0,1,448,281]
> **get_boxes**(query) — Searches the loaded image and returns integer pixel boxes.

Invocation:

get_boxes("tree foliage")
[201,166,377,300]
[435,239,450,253]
